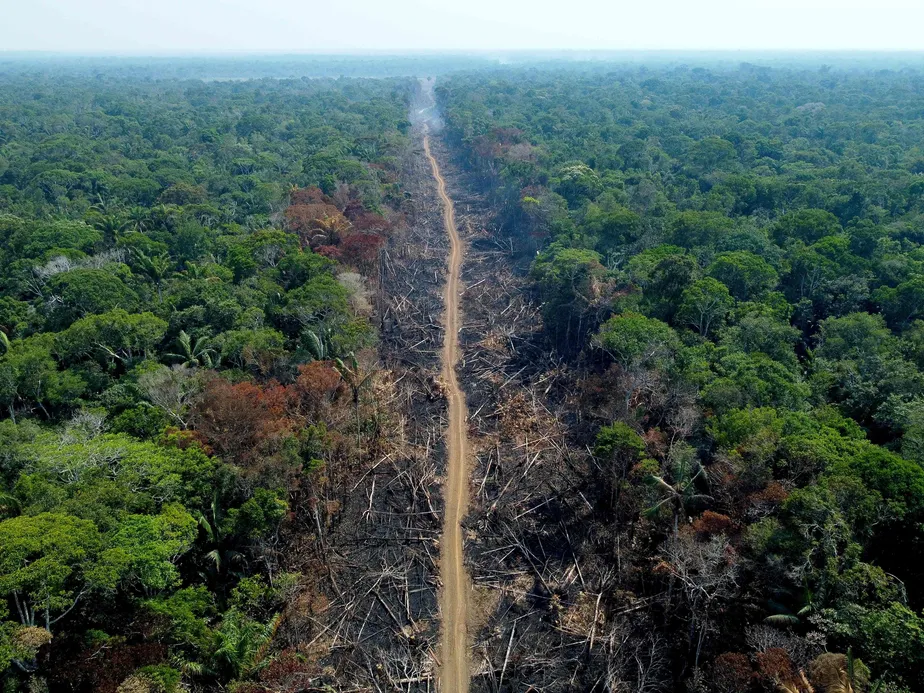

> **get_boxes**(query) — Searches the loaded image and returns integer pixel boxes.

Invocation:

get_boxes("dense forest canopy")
[0,71,414,690]
[438,63,924,691]
[4,52,924,80]
[0,55,499,80]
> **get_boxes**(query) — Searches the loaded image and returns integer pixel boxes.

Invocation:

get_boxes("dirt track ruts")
[424,129,472,693]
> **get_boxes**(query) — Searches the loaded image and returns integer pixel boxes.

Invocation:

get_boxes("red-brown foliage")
[191,366,343,471]
[284,204,349,247]
[289,186,330,206]
[349,210,391,233]
[257,648,324,692]
[267,361,343,425]
[711,652,754,693]
[692,510,736,538]
[292,361,342,409]
[342,200,366,220]
[751,480,790,505]
[641,427,669,460]
[191,378,294,467]
[755,647,798,686]
[339,232,384,273]
[476,137,501,159]
[314,244,342,261]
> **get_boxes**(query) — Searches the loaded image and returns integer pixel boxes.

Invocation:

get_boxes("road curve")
[424,130,471,693]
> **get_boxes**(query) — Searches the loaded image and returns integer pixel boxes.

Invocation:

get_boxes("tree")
[874,276,924,327]
[772,209,842,245]
[644,253,699,322]
[334,351,375,451]
[835,444,924,525]
[647,442,711,535]
[669,211,736,250]
[191,378,293,470]
[0,513,117,632]
[338,232,384,275]
[278,275,351,336]
[719,307,801,369]
[812,312,923,428]
[166,330,216,369]
[584,204,642,256]
[815,312,896,362]
[30,169,82,204]
[284,204,350,248]
[595,312,679,370]
[859,603,924,685]
[707,251,778,301]
[0,335,85,419]
[130,248,172,301]
[531,245,607,352]
[211,609,281,681]
[593,422,649,516]
[244,229,298,270]
[58,309,168,367]
[214,329,287,373]
[678,277,734,338]
[137,364,202,429]
[703,352,811,414]
[17,430,216,511]
[808,652,871,693]
[688,136,738,173]
[0,297,40,340]
[555,162,602,205]
[709,652,754,693]
[85,210,130,245]
[658,532,738,667]
[276,249,336,290]
[49,268,139,324]
[159,183,207,206]
[627,245,687,285]
[106,503,197,593]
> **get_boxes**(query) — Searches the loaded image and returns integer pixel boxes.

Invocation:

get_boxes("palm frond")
[765,614,801,626]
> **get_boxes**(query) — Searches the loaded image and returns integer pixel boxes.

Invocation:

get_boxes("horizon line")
[4,48,924,59]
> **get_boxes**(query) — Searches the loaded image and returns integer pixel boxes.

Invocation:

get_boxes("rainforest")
[1,56,924,693]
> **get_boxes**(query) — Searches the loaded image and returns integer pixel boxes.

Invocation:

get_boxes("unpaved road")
[424,129,471,693]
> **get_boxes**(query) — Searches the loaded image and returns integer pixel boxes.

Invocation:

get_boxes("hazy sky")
[3,0,923,53]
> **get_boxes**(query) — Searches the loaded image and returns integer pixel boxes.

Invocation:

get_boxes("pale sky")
[2,0,923,53]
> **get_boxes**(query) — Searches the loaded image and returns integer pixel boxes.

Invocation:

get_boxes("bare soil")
[425,129,473,693]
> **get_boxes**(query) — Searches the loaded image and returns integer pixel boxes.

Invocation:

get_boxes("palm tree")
[126,206,151,233]
[194,495,245,582]
[308,213,351,247]
[334,352,376,451]
[212,609,281,681]
[166,331,216,368]
[304,328,332,361]
[86,202,130,244]
[150,203,181,232]
[180,262,208,280]
[131,248,172,301]
[646,443,711,535]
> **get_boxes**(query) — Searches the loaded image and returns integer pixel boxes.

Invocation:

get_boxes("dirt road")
[424,130,471,693]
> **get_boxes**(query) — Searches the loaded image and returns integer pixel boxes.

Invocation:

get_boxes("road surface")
[424,129,471,693]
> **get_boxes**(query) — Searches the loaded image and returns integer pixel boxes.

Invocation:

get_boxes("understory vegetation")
[440,64,924,691]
